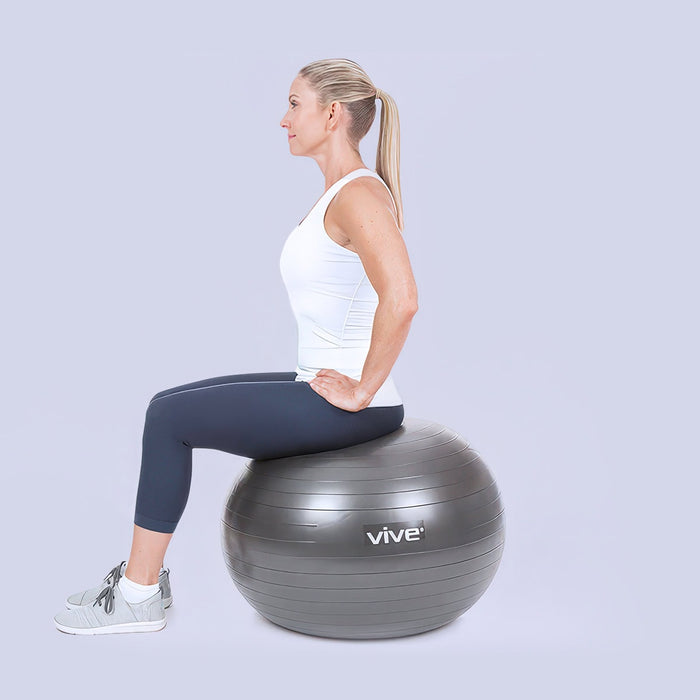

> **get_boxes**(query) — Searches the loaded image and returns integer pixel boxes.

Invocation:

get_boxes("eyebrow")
[289,94,299,99]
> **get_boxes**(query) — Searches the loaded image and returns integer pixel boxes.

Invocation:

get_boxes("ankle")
[124,563,159,586]
[118,574,160,605]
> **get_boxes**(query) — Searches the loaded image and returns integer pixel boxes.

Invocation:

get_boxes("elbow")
[380,289,418,317]
[403,300,418,317]
[404,284,419,316]
[403,290,419,316]
[395,298,418,318]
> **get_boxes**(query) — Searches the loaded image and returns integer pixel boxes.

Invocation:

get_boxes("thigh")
[149,371,297,404]
[148,376,403,461]
[218,380,404,459]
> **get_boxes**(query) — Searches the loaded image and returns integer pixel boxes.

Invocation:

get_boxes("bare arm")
[357,301,416,405]
[334,178,418,406]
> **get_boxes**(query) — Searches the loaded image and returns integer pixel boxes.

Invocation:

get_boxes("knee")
[145,394,175,426]
[143,399,189,447]
[149,390,169,405]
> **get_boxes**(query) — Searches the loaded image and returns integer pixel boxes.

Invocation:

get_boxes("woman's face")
[280,76,327,156]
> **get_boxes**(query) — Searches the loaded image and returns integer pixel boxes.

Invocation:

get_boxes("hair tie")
[375,88,382,100]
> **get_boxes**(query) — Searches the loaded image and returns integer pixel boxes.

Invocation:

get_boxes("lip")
[288,134,295,139]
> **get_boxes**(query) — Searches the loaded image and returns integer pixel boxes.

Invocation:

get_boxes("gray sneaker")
[65,561,173,609]
[54,562,166,635]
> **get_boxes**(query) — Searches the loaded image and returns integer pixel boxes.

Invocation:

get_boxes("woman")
[54,58,419,635]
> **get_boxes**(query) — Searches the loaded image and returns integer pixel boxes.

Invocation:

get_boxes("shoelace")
[93,561,126,615]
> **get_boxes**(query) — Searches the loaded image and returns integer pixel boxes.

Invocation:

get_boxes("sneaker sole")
[65,596,173,611]
[54,618,167,635]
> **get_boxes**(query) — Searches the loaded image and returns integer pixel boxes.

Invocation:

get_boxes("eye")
[290,101,298,108]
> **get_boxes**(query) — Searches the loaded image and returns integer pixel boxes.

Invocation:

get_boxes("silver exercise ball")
[220,417,506,640]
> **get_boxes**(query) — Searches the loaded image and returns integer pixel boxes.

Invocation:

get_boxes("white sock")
[118,573,160,604]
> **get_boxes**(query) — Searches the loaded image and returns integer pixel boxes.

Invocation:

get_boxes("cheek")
[302,122,325,144]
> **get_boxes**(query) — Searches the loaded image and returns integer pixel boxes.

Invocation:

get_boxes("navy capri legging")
[134,371,404,534]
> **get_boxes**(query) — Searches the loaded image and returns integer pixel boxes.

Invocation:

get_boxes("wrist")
[356,384,375,407]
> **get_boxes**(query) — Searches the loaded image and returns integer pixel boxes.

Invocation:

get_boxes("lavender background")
[1,1,696,697]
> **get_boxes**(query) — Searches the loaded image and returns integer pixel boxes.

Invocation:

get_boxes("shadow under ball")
[221,417,506,640]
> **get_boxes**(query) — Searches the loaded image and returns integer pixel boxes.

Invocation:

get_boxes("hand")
[308,369,372,412]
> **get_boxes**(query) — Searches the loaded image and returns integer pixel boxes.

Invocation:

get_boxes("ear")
[327,101,344,130]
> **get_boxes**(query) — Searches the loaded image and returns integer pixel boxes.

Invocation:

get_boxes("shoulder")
[333,176,398,222]
[325,174,402,253]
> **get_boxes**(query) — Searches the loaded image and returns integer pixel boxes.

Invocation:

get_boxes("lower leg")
[125,524,173,585]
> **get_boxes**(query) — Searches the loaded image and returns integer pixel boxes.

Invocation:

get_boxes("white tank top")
[279,168,403,408]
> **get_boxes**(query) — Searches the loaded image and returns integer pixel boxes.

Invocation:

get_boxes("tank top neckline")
[296,167,377,228]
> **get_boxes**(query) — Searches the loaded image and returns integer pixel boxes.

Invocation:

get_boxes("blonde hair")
[297,58,404,231]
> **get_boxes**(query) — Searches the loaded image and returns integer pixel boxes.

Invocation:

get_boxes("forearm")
[358,300,417,406]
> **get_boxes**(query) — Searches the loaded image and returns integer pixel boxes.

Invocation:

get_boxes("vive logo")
[364,520,426,546]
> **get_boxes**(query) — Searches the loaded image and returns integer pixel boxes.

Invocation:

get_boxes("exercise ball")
[220,417,505,639]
